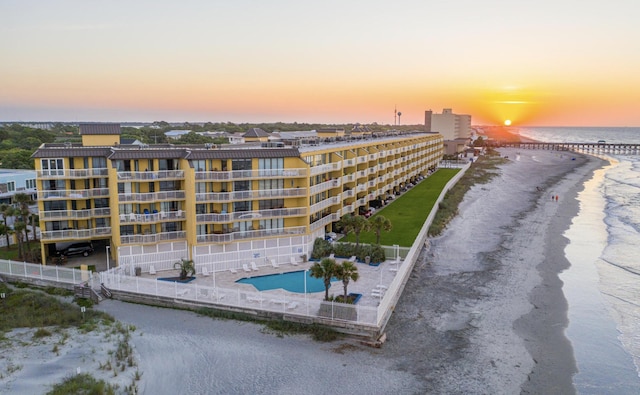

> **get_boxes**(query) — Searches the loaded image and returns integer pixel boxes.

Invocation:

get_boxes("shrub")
[310,238,332,259]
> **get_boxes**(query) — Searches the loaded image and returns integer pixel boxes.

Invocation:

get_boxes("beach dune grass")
[342,169,460,247]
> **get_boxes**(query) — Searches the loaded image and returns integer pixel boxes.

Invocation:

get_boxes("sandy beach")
[2,147,605,394]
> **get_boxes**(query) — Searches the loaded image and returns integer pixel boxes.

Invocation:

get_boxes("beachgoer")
[555,195,559,202]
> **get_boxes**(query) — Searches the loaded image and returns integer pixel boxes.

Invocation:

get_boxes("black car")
[58,242,94,257]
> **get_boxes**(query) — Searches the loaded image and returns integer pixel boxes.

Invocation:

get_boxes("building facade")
[0,169,37,206]
[425,108,472,141]
[33,124,443,270]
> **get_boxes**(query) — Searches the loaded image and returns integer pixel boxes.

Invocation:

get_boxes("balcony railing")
[309,162,342,177]
[196,226,306,243]
[41,227,112,240]
[41,208,111,220]
[310,196,339,214]
[37,168,108,179]
[195,187,305,202]
[38,188,110,200]
[195,168,307,181]
[309,179,340,195]
[117,170,184,180]
[118,190,185,202]
[342,159,356,168]
[196,207,307,223]
[120,231,187,245]
[310,213,338,231]
[342,173,356,183]
[119,210,186,224]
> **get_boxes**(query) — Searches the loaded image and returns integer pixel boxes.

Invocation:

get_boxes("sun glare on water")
[504,119,512,126]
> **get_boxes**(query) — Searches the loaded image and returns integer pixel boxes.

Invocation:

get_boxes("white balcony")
[41,208,111,220]
[41,227,112,241]
[342,174,356,183]
[196,226,306,244]
[117,170,184,181]
[310,196,339,214]
[195,168,306,181]
[120,231,187,245]
[356,184,366,193]
[37,168,109,179]
[118,190,185,203]
[195,187,306,202]
[309,179,339,195]
[39,188,110,200]
[196,207,307,223]
[342,159,356,168]
[119,210,185,224]
[309,162,341,177]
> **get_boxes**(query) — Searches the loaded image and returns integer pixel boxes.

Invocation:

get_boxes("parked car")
[58,242,94,257]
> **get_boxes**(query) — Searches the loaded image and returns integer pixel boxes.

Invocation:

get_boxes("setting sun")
[504,119,512,126]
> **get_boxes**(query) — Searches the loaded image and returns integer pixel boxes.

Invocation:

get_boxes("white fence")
[118,241,188,274]
[99,271,378,325]
[192,235,311,273]
[0,259,93,285]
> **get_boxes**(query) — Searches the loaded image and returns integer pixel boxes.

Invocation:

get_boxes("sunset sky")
[1,0,639,126]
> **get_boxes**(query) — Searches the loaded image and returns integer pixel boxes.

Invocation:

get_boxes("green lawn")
[342,168,460,247]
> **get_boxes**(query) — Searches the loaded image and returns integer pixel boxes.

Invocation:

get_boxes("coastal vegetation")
[0,283,141,394]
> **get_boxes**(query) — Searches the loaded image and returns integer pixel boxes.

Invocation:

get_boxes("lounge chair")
[329,253,335,259]
[270,258,279,268]
[149,265,156,275]
[290,257,299,266]
[251,261,259,271]
[348,256,357,262]
[242,263,251,273]
[287,301,299,310]
[230,267,238,274]
[201,266,211,276]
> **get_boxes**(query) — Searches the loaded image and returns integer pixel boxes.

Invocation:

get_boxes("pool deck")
[138,258,402,308]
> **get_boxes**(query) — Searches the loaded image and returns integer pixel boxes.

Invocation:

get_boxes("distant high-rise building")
[425,108,471,141]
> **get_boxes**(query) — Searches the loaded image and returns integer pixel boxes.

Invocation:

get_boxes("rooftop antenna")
[394,105,397,126]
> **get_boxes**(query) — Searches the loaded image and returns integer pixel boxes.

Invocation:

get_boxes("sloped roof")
[243,128,269,138]
[79,123,121,135]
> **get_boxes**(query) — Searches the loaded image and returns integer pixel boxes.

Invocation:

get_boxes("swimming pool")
[236,270,339,293]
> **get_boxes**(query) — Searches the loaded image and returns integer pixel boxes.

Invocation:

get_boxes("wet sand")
[385,148,606,393]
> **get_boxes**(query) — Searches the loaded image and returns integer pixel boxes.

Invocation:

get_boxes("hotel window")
[258,179,283,190]
[233,180,250,191]
[192,160,206,171]
[25,179,36,189]
[259,199,283,210]
[41,158,64,176]
[92,157,106,168]
[233,201,251,212]
[231,159,251,171]
[258,158,283,171]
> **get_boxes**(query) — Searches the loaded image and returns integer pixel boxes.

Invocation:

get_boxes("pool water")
[236,270,339,293]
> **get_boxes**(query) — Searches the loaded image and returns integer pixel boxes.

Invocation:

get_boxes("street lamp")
[105,245,110,271]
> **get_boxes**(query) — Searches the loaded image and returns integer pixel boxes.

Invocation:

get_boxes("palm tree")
[174,258,196,280]
[14,193,34,247]
[370,215,392,244]
[350,215,370,249]
[337,214,356,240]
[335,261,359,302]
[309,257,337,301]
[0,204,16,250]
[14,221,25,259]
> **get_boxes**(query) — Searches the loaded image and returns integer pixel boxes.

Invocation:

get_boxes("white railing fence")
[0,259,93,285]
[99,271,378,325]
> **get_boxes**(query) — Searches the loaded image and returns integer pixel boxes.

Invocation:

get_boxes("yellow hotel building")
[33,124,443,272]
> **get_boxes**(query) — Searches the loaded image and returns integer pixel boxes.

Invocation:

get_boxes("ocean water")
[519,127,640,393]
